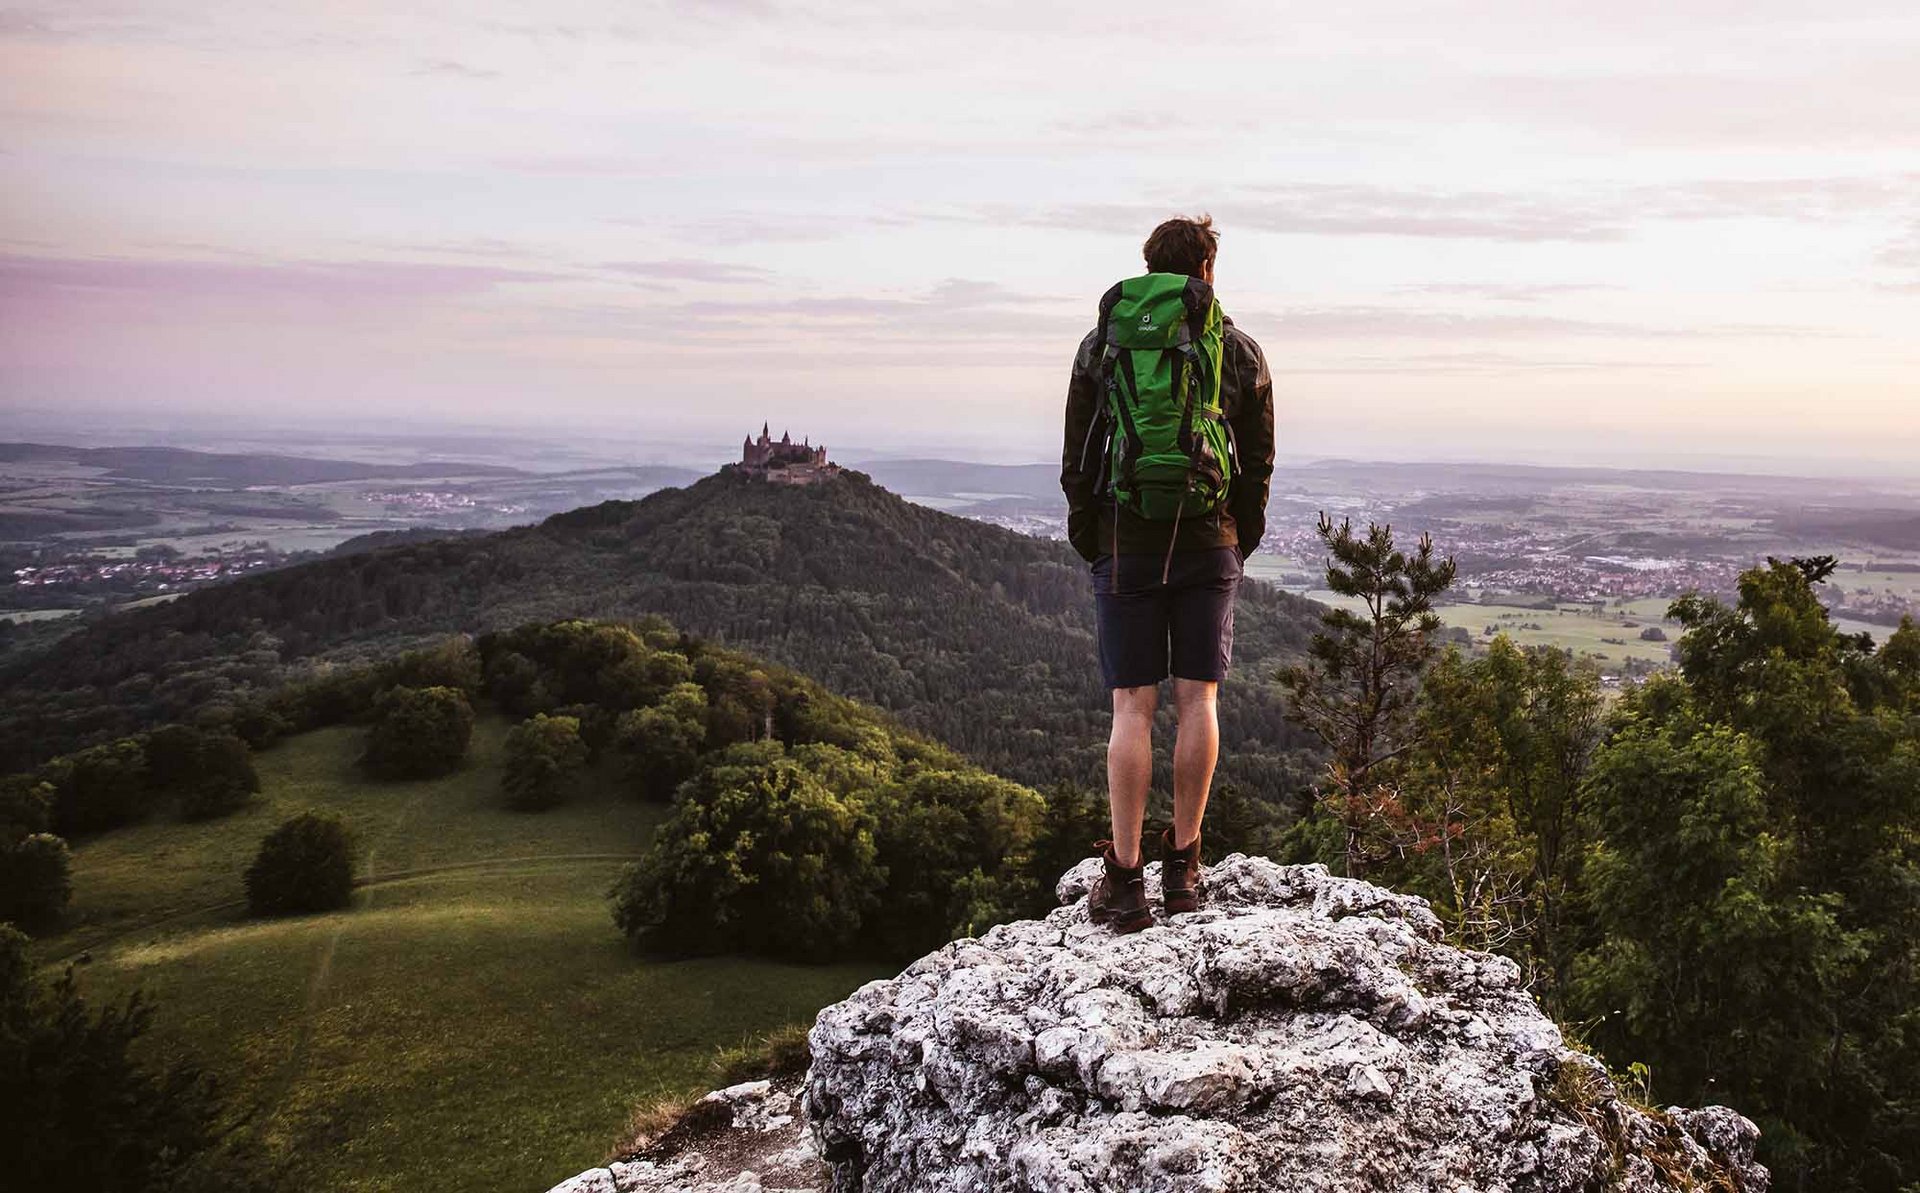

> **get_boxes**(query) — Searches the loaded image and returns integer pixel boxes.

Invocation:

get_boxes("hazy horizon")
[5,2,1920,474]
[11,402,1920,487]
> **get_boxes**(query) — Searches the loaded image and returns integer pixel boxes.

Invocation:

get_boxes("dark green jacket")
[1060,312,1275,561]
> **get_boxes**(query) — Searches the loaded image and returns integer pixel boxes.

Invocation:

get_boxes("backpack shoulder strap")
[1179,276,1215,348]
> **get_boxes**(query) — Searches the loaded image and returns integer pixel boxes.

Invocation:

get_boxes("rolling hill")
[0,467,1326,795]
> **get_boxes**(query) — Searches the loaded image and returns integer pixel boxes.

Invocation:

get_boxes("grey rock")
[545,1077,829,1193]
[807,854,1768,1193]
[546,855,1767,1193]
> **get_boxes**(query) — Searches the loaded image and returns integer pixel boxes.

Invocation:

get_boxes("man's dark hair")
[1142,215,1219,276]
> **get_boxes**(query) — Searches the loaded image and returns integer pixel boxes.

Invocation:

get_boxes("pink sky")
[3,1,1919,471]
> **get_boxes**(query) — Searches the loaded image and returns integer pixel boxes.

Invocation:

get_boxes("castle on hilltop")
[736,423,838,484]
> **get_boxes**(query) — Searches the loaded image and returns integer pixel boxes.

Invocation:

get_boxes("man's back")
[1064,215,1274,931]
[1060,309,1275,563]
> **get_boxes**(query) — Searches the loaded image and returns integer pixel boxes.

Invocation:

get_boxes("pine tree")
[1280,514,1456,876]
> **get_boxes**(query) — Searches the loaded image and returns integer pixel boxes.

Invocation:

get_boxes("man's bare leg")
[1170,678,1219,849]
[1107,684,1158,867]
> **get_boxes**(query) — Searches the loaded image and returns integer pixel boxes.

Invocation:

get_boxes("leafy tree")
[146,726,259,821]
[866,770,1043,957]
[381,636,483,695]
[244,812,355,916]
[223,702,291,750]
[1399,640,1603,998]
[47,738,149,837]
[1025,781,1109,904]
[0,925,231,1190]
[501,714,588,812]
[362,686,472,779]
[1570,684,1863,1174]
[0,833,71,930]
[697,655,776,749]
[1578,559,1920,1188]
[0,774,53,839]
[1280,513,1456,875]
[612,744,881,960]
[479,621,691,712]
[1202,781,1283,860]
[614,683,707,801]
[173,732,260,821]
[483,649,546,716]
[142,724,208,791]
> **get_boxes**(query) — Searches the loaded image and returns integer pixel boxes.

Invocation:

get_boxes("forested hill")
[0,467,1324,791]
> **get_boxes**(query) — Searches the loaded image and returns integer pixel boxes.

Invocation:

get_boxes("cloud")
[1395,283,1620,303]
[1879,228,1920,270]
[498,278,1085,348]
[411,58,501,79]
[1010,193,1628,243]
[1281,351,1707,376]
[1244,305,1832,341]
[599,258,776,283]
[0,253,564,301]
[978,174,1920,245]
[601,211,855,246]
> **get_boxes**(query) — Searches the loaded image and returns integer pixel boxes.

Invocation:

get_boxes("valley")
[47,714,885,1193]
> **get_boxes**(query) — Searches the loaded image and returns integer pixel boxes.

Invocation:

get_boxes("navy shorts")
[1091,547,1243,689]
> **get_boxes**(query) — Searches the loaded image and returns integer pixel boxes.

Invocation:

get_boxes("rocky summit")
[548,855,1768,1193]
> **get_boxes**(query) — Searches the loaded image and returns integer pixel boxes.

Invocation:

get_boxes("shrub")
[502,714,588,812]
[612,746,881,959]
[614,683,708,801]
[143,724,208,790]
[0,833,71,930]
[362,685,473,779]
[175,732,261,820]
[225,702,292,749]
[381,636,483,695]
[866,769,1043,956]
[245,811,355,916]
[0,925,232,1190]
[48,738,149,836]
[0,774,53,838]
[481,621,691,712]
[147,725,260,820]
[483,649,545,716]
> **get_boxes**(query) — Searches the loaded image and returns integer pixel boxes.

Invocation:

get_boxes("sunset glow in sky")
[4,1,1919,470]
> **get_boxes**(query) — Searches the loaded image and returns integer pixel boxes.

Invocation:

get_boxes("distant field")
[0,607,82,623]
[1280,588,1683,666]
[43,718,888,1193]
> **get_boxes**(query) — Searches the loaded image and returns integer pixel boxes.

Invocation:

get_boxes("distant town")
[4,441,1918,673]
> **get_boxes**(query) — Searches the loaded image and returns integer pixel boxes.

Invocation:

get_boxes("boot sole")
[1088,902,1154,933]
[1163,892,1201,915]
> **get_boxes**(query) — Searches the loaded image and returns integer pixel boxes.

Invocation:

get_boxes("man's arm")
[1060,328,1105,563]
[1225,329,1275,556]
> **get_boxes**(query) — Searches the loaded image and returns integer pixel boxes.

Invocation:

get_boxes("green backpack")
[1090,272,1233,529]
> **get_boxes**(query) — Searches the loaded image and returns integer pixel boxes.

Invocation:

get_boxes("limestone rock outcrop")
[547,1077,827,1193]
[549,855,1768,1193]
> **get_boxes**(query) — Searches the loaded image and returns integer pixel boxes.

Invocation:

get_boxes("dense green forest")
[0,468,1324,794]
[1275,528,1920,1192]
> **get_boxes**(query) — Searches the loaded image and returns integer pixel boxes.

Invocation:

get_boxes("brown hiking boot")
[1086,840,1152,934]
[1160,827,1204,915]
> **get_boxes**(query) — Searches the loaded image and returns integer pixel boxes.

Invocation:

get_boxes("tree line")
[1280,520,1920,1191]
[0,468,1326,801]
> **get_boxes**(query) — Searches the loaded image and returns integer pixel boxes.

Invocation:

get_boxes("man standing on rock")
[1059,214,1275,933]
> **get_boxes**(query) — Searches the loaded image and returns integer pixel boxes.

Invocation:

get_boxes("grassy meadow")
[37,716,888,1193]
[1285,588,1683,667]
